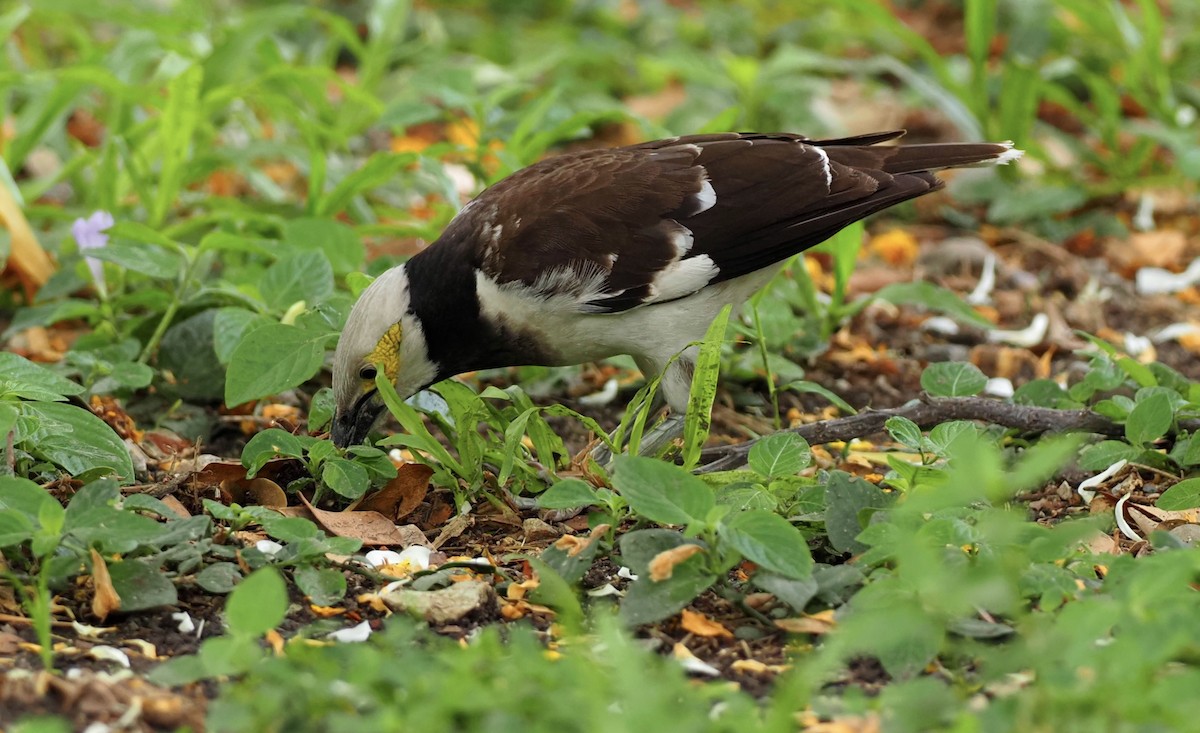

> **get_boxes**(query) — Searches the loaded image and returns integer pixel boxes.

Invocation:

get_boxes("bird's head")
[331,266,439,448]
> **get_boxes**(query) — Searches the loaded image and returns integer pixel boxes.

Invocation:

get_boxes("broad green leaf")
[748,433,812,478]
[321,457,370,499]
[885,416,924,451]
[619,557,717,626]
[225,567,288,637]
[196,563,243,594]
[1158,478,1200,510]
[537,527,603,585]
[108,558,179,611]
[921,362,987,397]
[87,240,183,279]
[261,250,335,312]
[283,217,365,275]
[537,479,600,510]
[294,565,347,606]
[241,428,305,477]
[824,471,891,555]
[527,556,583,631]
[158,310,226,400]
[1125,391,1172,446]
[719,510,813,579]
[0,352,85,401]
[1078,440,1141,471]
[213,307,272,366]
[752,572,819,612]
[18,401,134,480]
[151,63,203,227]
[611,455,713,526]
[618,528,703,575]
[225,324,335,407]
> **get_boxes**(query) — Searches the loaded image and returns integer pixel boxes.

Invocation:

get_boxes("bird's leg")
[589,354,694,467]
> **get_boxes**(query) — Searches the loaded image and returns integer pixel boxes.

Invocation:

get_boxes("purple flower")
[71,210,114,286]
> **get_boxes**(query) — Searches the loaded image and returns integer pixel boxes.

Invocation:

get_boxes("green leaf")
[1078,440,1141,471]
[108,558,179,611]
[1125,391,1172,446]
[213,308,272,366]
[824,472,891,555]
[87,240,183,279]
[748,433,812,478]
[0,352,85,401]
[618,528,699,575]
[873,281,992,328]
[293,565,347,606]
[241,428,305,477]
[321,458,370,499]
[921,362,987,397]
[527,556,583,631]
[17,401,134,480]
[282,218,365,275]
[0,510,34,548]
[261,250,335,312]
[619,557,717,626]
[537,479,601,510]
[752,572,819,612]
[718,510,813,579]
[316,152,416,217]
[225,567,288,637]
[611,455,714,526]
[225,324,335,407]
[151,64,203,227]
[308,388,335,434]
[885,416,924,451]
[196,563,243,593]
[682,304,731,470]
[1158,478,1200,510]
[158,310,226,400]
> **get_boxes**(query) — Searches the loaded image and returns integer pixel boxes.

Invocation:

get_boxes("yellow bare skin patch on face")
[364,321,403,388]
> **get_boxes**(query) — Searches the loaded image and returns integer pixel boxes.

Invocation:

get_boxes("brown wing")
[460,131,1014,313]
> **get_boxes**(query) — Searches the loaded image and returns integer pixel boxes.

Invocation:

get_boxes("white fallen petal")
[327,621,373,643]
[1114,492,1141,542]
[365,550,404,568]
[171,612,196,634]
[988,313,1049,348]
[966,253,996,305]
[1136,257,1200,295]
[82,723,113,733]
[921,316,960,336]
[579,377,620,407]
[617,566,639,581]
[1132,194,1156,232]
[89,645,131,668]
[984,378,1015,398]
[71,621,111,638]
[585,584,622,597]
[1078,459,1127,505]
[673,644,721,677]
[1153,322,1200,343]
[1123,333,1152,359]
[395,545,432,571]
[255,540,284,556]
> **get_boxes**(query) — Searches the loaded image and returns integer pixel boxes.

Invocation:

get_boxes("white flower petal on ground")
[327,620,373,643]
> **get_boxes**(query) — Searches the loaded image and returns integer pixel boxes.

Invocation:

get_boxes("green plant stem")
[138,250,202,364]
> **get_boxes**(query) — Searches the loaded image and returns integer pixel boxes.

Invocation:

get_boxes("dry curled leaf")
[679,609,732,638]
[648,544,705,582]
[298,494,409,546]
[359,463,433,521]
[89,548,121,622]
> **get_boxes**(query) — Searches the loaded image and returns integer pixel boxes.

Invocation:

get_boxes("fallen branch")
[697,394,1200,473]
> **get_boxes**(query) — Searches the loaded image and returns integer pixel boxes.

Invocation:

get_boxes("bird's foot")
[588,413,686,468]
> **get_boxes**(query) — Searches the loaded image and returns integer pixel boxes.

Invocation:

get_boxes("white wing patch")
[668,224,695,257]
[812,146,832,190]
[648,255,720,303]
[693,179,716,213]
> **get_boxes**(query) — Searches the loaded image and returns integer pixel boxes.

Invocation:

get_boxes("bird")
[330,130,1021,449]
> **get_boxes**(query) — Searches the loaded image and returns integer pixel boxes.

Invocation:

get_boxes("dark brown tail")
[815,130,1022,174]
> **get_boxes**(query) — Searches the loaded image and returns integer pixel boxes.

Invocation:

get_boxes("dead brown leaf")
[648,544,705,582]
[223,477,287,508]
[679,608,732,638]
[89,549,121,621]
[297,494,410,546]
[358,463,433,521]
[775,610,837,635]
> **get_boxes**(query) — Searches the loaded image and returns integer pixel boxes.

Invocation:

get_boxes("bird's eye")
[358,365,378,381]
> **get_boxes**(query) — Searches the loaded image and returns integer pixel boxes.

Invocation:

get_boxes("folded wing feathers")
[480,131,1021,315]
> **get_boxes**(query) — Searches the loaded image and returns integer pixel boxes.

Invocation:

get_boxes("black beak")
[331,390,385,448]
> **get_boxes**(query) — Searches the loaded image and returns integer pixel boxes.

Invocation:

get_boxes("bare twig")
[697,394,1200,473]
